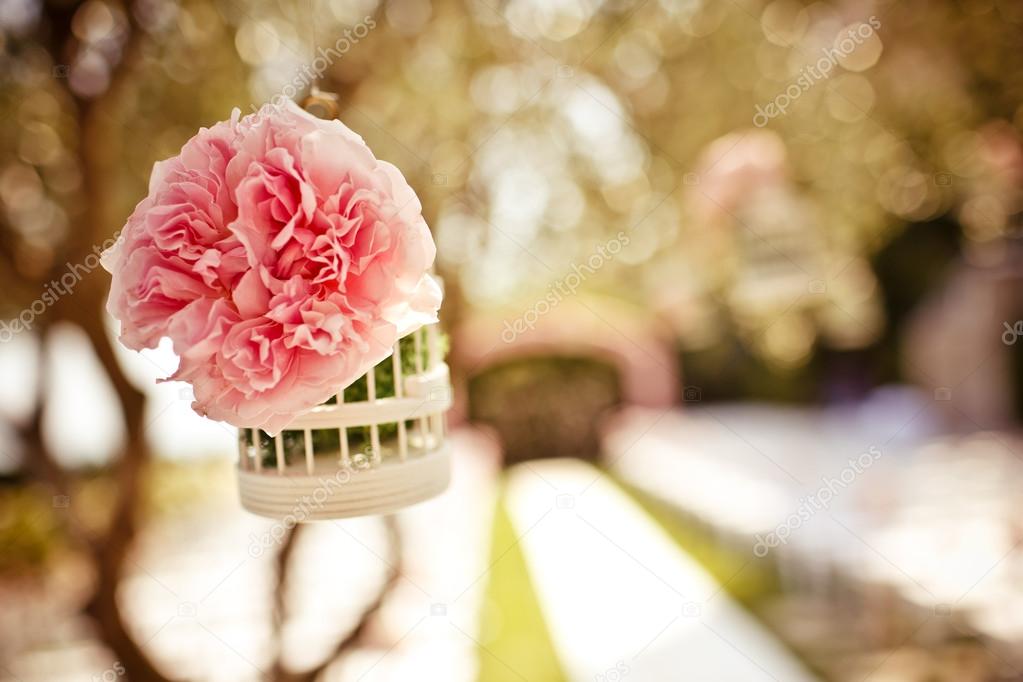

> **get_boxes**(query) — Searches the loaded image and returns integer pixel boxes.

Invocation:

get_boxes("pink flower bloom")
[104,102,441,434]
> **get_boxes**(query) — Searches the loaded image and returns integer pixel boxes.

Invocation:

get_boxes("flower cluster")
[103,102,441,434]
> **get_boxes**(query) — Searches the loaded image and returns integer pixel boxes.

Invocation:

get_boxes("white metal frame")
[236,324,451,520]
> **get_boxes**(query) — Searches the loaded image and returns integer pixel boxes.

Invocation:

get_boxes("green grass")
[611,477,782,609]
[477,487,566,682]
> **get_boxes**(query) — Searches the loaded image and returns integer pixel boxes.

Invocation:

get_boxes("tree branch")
[268,524,305,681]
[70,283,174,682]
[277,515,403,682]
[18,323,96,551]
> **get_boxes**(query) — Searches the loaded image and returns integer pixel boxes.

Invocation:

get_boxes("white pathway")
[605,404,1023,617]
[504,459,819,682]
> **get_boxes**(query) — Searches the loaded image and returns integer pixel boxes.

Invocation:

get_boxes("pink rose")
[104,102,441,434]
[104,117,241,348]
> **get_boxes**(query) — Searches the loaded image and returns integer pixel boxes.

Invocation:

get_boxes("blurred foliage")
[142,456,235,513]
[4,0,1022,378]
[0,459,229,575]
[0,484,65,573]
[469,356,621,464]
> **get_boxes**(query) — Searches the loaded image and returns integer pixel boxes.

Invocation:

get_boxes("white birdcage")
[236,322,451,520]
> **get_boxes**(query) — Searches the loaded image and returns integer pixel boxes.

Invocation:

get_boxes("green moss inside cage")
[241,332,447,468]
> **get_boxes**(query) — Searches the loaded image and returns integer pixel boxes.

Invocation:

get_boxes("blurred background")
[2,0,1023,679]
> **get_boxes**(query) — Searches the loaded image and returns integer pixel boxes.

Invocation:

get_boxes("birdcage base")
[236,443,451,520]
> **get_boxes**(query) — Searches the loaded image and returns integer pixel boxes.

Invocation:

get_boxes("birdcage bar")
[239,432,246,471]
[251,428,261,472]
[274,433,285,473]
[337,388,350,467]
[426,323,441,369]
[431,412,445,444]
[426,323,444,442]
[392,340,409,461]
[303,428,314,475]
[367,365,381,464]
[413,327,429,442]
